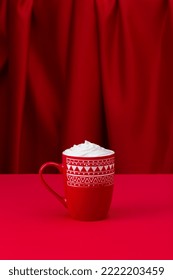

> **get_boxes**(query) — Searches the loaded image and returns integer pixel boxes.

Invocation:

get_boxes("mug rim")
[62,151,115,159]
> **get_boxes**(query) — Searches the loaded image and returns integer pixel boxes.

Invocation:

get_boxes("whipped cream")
[63,141,114,157]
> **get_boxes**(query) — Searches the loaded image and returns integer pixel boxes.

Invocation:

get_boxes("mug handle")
[39,162,67,208]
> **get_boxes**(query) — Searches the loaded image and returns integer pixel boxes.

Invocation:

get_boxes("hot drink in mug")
[39,141,115,221]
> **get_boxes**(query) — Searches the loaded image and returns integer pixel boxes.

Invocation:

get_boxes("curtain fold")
[0,0,173,173]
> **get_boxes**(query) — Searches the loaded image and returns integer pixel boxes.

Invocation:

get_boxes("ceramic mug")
[39,153,115,221]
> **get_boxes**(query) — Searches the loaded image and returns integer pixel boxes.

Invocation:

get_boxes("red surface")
[1,0,173,173]
[0,174,172,260]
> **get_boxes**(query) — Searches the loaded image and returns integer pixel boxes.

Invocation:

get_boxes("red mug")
[39,153,115,221]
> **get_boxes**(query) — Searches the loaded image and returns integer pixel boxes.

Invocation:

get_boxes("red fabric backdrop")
[0,0,173,173]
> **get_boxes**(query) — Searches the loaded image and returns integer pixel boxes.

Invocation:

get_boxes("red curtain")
[0,0,173,173]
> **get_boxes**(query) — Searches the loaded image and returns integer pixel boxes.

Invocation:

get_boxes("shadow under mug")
[39,153,115,221]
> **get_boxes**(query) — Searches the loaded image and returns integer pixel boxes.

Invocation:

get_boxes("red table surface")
[0,174,172,260]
